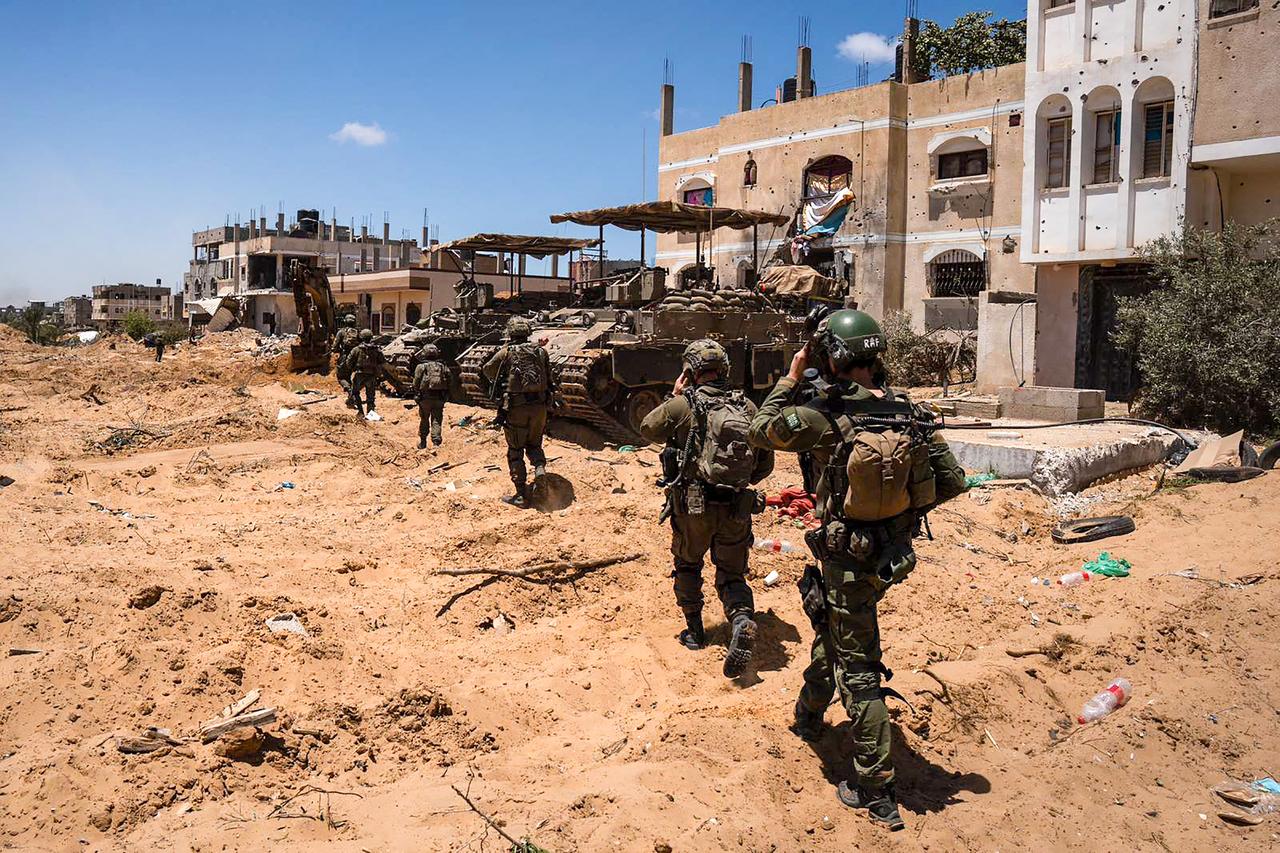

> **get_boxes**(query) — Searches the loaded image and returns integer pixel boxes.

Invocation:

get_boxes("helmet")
[506,317,532,340]
[418,343,441,360]
[359,329,373,342]
[682,339,729,375]
[816,309,885,373]
[341,314,356,327]
[415,318,431,330]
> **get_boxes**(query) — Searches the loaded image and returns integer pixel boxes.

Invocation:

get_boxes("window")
[405,302,422,325]
[928,250,987,297]
[1046,117,1072,189]
[938,148,989,180]
[1209,0,1258,16]
[804,155,852,201]
[1047,0,1074,7]
[682,187,714,206]
[1091,109,1121,184]
[1143,101,1175,178]
[380,305,396,329]
[743,155,757,187]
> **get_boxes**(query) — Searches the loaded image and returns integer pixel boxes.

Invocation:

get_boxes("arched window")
[743,153,757,187]
[682,185,714,206]
[380,304,396,329]
[1084,87,1122,185]
[927,249,987,297]
[405,302,422,325]
[804,155,852,201]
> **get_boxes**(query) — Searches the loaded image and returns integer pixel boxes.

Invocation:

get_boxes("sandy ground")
[0,324,1277,852]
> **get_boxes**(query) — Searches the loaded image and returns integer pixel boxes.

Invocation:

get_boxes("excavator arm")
[288,262,338,372]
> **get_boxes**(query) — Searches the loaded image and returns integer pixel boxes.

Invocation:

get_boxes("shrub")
[122,310,156,341]
[1115,219,1280,435]
[881,310,976,388]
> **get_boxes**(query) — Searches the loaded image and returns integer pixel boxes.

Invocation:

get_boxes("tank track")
[457,345,500,409]
[557,351,644,446]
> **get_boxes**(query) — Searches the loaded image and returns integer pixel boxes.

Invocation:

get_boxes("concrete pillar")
[899,18,924,84]
[382,222,389,245]
[796,47,813,99]
[275,254,283,290]
[249,219,257,239]
[660,83,674,137]
[331,216,338,243]
[361,224,368,242]
[373,248,380,271]
[738,61,753,112]
[360,248,367,271]
[422,226,428,247]
[518,254,527,275]
[1116,91,1138,251]
[551,254,559,277]
[276,212,285,234]
[260,216,267,235]
[1067,98,1087,253]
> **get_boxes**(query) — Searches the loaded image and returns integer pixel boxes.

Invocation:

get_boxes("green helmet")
[359,328,373,342]
[341,314,356,327]
[816,309,885,372]
[506,317,532,340]
[683,338,729,375]
[415,318,431,330]
[418,343,441,360]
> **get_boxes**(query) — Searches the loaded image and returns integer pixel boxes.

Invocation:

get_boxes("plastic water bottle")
[1078,678,1132,724]
[1058,570,1092,587]
[754,537,797,554]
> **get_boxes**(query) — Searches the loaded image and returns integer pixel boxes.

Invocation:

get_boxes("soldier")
[333,314,360,401]
[481,317,555,508]
[747,310,966,831]
[411,343,449,449]
[640,340,774,679]
[343,329,385,418]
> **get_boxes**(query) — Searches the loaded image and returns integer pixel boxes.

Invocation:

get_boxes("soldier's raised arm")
[481,346,508,382]
[748,376,832,453]
[928,434,968,505]
[639,394,691,446]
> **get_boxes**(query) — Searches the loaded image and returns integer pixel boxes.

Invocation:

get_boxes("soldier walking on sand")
[747,309,967,831]
[640,340,774,679]
[333,314,360,402]
[343,329,385,418]
[411,343,449,449]
[481,317,555,508]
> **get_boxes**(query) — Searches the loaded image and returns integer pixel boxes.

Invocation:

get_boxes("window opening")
[1091,109,1121,184]
[1143,101,1174,178]
[1209,0,1258,16]
[803,155,853,201]
[682,187,714,206]
[928,250,987,297]
[1046,117,1072,189]
[938,148,989,180]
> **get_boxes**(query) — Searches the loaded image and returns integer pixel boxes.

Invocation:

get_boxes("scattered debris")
[1081,552,1132,578]
[965,472,996,488]
[1051,515,1135,544]
[213,726,265,759]
[117,727,184,754]
[365,411,383,422]
[0,475,13,489]
[199,690,276,743]
[89,499,156,521]
[440,552,642,582]
[80,384,105,405]
[7,647,42,656]
[128,585,165,609]
[265,612,309,637]
[277,407,302,421]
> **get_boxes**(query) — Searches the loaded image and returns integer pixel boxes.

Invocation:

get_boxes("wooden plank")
[201,690,260,729]
[199,707,276,742]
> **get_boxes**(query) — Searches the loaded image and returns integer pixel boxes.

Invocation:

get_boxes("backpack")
[689,389,757,489]
[353,343,380,373]
[828,398,937,522]
[505,343,547,394]
[419,361,450,392]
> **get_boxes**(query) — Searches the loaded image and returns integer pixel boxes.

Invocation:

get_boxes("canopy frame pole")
[752,223,759,282]
[640,227,646,269]
[598,225,605,281]
[695,230,702,284]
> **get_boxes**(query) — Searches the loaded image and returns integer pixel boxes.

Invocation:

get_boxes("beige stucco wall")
[1194,0,1280,147]
[656,65,1031,325]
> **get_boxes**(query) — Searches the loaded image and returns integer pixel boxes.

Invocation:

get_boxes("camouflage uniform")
[333,326,360,392]
[343,338,385,416]
[641,385,774,629]
[411,359,448,447]
[748,376,965,791]
[481,341,554,501]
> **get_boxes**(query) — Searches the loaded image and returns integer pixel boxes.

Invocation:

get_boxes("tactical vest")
[505,343,547,394]
[821,393,937,523]
[418,361,449,392]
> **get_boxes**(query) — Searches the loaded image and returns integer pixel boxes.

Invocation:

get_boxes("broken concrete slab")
[941,422,1176,495]
[998,386,1104,422]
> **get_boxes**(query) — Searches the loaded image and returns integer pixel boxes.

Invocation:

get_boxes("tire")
[1261,442,1280,471]
[1051,515,1136,545]
[1240,440,1260,468]
[1185,466,1266,483]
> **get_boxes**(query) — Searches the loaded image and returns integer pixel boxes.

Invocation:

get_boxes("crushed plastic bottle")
[1078,677,1132,724]
[1058,570,1092,587]
[753,537,797,554]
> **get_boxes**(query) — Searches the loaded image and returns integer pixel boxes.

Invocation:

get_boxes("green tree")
[915,12,1027,79]
[1114,219,1280,435]
[122,309,156,341]
[9,304,60,345]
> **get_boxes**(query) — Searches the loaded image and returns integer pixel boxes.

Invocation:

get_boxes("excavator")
[286,260,338,372]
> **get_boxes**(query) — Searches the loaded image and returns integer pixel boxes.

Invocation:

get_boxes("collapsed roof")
[549,201,790,234]
[431,233,600,258]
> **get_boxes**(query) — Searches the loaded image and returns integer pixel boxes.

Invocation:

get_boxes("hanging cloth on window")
[801,187,856,236]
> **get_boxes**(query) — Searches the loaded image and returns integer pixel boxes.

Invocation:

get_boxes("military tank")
[457,290,807,444]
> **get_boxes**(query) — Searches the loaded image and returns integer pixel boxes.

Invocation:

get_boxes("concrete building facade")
[61,296,92,328]
[1021,0,1197,396]
[91,281,180,326]
[656,35,1033,388]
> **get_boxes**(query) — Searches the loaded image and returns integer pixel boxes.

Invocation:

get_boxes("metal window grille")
[928,251,987,297]
[1046,117,1072,188]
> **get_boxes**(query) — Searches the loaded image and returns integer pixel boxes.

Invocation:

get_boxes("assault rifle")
[489,359,510,428]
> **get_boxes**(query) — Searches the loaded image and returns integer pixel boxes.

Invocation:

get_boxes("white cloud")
[836,32,898,64]
[329,122,388,147]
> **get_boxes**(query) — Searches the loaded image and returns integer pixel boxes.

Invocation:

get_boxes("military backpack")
[505,343,547,394]
[418,361,450,392]
[688,389,757,490]
[826,395,937,522]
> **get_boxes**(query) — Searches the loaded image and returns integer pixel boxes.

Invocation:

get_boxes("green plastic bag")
[1084,552,1131,578]
[965,472,996,488]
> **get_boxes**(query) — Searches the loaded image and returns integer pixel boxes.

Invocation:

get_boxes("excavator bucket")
[287,263,338,372]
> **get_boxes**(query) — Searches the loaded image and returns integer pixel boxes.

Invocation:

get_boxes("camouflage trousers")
[349,373,378,414]
[417,394,445,445]
[799,515,917,790]
[503,403,547,487]
[335,352,353,391]
[669,500,754,622]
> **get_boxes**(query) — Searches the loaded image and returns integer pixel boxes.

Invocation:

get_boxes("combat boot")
[678,612,705,650]
[502,481,530,509]
[790,700,825,742]
[722,613,758,678]
[418,437,427,450]
[837,781,905,831]
[533,463,546,480]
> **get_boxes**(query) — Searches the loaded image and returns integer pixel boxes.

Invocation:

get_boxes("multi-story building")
[655,27,1034,389]
[1021,0,1197,396]
[1188,0,1280,228]
[61,296,92,328]
[91,281,178,326]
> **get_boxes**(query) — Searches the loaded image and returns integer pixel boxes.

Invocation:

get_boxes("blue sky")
[0,0,1024,303]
